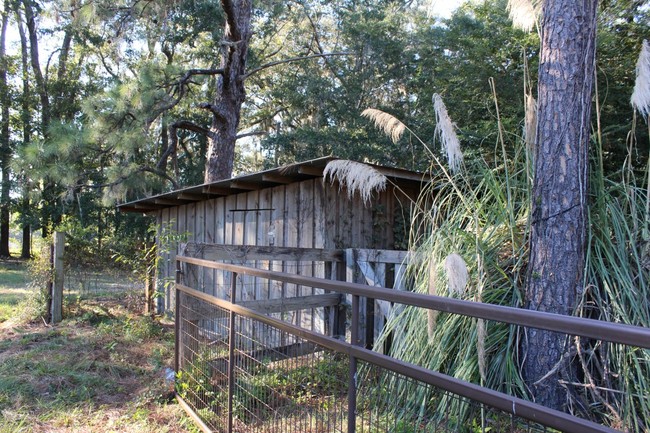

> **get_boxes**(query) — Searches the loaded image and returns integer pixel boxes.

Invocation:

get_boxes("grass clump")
[367,84,649,430]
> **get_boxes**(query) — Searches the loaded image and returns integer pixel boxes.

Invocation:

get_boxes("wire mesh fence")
[174,256,641,433]
[176,288,558,433]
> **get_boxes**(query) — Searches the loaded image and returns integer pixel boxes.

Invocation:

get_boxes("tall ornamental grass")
[367,83,649,429]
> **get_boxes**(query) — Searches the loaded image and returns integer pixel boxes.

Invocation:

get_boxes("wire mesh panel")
[231,314,349,433]
[176,291,231,432]
[355,362,552,433]
[175,259,629,433]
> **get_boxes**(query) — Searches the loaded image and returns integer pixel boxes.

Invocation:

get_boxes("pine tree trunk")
[0,4,10,258]
[204,0,252,183]
[523,0,598,410]
[17,7,31,260]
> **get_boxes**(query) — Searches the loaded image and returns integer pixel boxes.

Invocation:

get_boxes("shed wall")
[156,178,415,312]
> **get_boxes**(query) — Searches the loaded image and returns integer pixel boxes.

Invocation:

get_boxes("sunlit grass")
[0,264,199,432]
[0,262,30,323]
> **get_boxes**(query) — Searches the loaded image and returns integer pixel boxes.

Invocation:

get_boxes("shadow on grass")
[0,293,199,433]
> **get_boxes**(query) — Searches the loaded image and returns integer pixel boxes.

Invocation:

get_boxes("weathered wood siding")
[157,178,416,319]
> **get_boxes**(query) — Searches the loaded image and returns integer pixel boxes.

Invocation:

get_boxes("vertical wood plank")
[204,199,216,296]
[223,195,237,301]
[243,191,259,301]
[299,180,315,330]
[257,188,273,301]
[194,201,205,291]
[51,232,65,324]
[270,185,285,301]
[284,182,299,325]
[214,197,227,299]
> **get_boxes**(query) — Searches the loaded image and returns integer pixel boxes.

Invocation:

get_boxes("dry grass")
[323,159,387,206]
[507,0,538,32]
[432,94,463,173]
[361,108,406,144]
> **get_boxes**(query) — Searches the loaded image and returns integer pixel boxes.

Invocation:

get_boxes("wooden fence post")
[51,231,65,324]
[144,242,156,315]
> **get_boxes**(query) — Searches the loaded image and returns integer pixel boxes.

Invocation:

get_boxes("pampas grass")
[323,159,387,205]
[507,0,538,33]
[524,93,537,151]
[631,40,650,117]
[433,94,463,173]
[361,108,406,144]
[444,253,468,296]
[427,253,469,339]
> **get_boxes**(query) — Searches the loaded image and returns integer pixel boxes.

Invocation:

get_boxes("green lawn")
[0,262,199,432]
[0,261,30,323]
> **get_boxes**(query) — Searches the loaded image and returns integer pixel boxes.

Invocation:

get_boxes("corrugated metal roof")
[117,157,428,213]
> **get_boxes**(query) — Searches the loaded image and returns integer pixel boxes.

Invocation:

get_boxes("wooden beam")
[298,165,324,176]
[230,180,261,191]
[262,173,294,184]
[202,185,231,195]
[239,293,342,314]
[51,232,65,324]
[183,242,344,262]
[353,249,410,264]
[154,198,186,206]
[177,193,206,202]
[134,203,165,210]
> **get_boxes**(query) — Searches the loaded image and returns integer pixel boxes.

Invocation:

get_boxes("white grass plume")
[631,40,650,118]
[323,160,387,206]
[361,108,406,144]
[524,93,537,150]
[432,94,463,173]
[507,0,538,32]
[444,253,468,296]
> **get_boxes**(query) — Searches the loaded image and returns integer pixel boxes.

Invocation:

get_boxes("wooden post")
[144,242,155,315]
[51,232,65,324]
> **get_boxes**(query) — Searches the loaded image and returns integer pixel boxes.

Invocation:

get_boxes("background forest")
[0,0,647,263]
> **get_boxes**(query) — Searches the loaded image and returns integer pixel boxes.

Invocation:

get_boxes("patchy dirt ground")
[0,287,200,433]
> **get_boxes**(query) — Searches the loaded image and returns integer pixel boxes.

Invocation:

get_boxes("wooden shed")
[118,157,427,331]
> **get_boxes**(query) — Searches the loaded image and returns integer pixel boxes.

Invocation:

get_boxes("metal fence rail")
[175,256,650,433]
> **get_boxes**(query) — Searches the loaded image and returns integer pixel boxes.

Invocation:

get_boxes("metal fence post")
[348,294,359,433]
[175,260,182,374]
[227,271,238,433]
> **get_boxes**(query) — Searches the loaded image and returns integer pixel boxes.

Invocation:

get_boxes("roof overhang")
[117,157,429,214]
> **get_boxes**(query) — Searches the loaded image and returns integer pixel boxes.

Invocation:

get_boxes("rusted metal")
[348,295,359,433]
[176,393,213,433]
[227,272,237,433]
[176,282,621,433]
[174,260,182,374]
[177,256,650,349]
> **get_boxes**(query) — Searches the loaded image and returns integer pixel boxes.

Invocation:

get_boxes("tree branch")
[172,120,210,136]
[158,120,211,171]
[242,52,351,80]
[236,130,268,140]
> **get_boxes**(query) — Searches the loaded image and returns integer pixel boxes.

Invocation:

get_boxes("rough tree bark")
[16,5,31,258]
[0,1,10,258]
[523,0,598,410]
[203,0,253,183]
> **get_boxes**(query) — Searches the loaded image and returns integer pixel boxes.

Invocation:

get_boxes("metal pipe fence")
[175,256,650,433]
